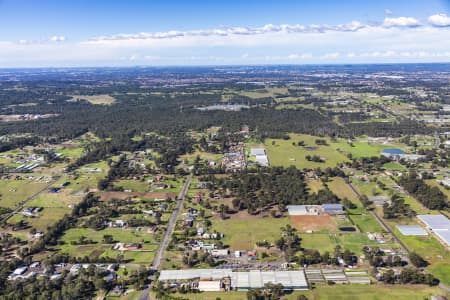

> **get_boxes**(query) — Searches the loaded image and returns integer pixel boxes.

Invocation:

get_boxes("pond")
[339,226,356,232]
[382,148,404,155]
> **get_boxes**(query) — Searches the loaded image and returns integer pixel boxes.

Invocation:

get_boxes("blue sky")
[1,0,450,67]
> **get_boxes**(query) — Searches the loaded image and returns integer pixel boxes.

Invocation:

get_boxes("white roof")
[250,148,266,156]
[434,230,450,246]
[159,269,233,281]
[396,225,428,236]
[231,270,308,290]
[159,269,308,290]
[287,205,308,215]
[198,281,221,291]
[255,155,269,166]
[417,215,450,230]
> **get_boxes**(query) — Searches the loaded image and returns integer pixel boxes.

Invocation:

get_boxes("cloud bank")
[1,13,450,67]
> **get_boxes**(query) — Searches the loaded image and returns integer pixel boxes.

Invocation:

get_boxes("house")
[104,273,117,282]
[48,187,61,193]
[125,243,142,251]
[12,267,28,276]
[210,249,229,257]
[154,183,169,189]
[197,182,207,189]
[109,220,126,228]
[184,217,194,227]
[322,204,344,215]
[287,205,320,216]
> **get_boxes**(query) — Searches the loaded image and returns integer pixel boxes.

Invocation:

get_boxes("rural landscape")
[0,64,449,299]
[1,1,450,299]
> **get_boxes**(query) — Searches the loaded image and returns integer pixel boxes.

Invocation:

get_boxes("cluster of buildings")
[287,204,344,216]
[381,149,425,161]
[222,143,245,172]
[8,262,118,282]
[21,206,42,217]
[158,269,308,291]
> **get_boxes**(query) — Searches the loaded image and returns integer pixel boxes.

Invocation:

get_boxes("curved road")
[138,174,192,300]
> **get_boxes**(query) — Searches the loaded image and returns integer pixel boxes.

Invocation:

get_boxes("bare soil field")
[290,215,337,232]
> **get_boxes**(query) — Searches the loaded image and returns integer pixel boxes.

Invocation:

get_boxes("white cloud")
[428,14,450,27]
[287,53,313,59]
[384,9,393,15]
[2,14,450,67]
[322,52,340,60]
[86,21,366,45]
[383,17,421,27]
[49,35,66,42]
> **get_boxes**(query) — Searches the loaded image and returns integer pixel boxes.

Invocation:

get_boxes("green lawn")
[264,134,350,169]
[301,232,381,255]
[349,214,384,233]
[114,179,149,192]
[212,216,290,250]
[327,177,359,203]
[60,227,154,244]
[0,179,48,208]
[170,284,446,300]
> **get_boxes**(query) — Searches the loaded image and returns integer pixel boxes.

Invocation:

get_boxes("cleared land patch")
[290,215,337,233]
[71,94,116,105]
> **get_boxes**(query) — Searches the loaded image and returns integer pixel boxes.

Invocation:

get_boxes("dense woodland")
[398,171,448,210]
[205,166,340,214]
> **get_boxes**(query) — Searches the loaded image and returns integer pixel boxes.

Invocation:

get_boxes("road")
[138,174,192,300]
[0,176,61,224]
[347,181,450,292]
[347,182,409,254]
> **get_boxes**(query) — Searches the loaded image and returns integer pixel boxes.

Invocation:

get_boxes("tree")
[409,252,428,268]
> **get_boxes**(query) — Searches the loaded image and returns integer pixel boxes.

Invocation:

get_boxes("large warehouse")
[159,269,308,291]
[417,214,450,247]
[231,270,308,291]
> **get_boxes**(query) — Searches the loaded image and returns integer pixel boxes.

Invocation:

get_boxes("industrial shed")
[396,225,428,236]
[322,204,344,215]
[250,148,266,156]
[231,270,308,291]
[417,214,450,247]
[417,215,450,230]
[158,269,233,281]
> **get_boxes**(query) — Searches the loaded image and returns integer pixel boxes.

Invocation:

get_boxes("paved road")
[0,176,61,224]
[347,181,450,292]
[138,174,192,300]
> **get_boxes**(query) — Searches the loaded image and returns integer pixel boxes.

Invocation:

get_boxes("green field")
[61,227,154,244]
[170,284,447,300]
[264,134,350,169]
[349,214,384,233]
[327,177,359,203]
[114,179,149,192]
[212,216,289,249]
[302,232,384,255]
[0,179,48,208]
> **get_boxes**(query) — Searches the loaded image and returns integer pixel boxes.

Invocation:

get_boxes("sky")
[1,0,450,67]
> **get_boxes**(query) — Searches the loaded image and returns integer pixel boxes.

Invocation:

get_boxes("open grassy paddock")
[71,94,117,105]
[171,284,447,300]
[212,213,290,250]
[0,179,48,208]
